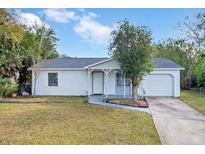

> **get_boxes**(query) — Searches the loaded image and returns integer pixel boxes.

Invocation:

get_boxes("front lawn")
[0,96,160,144]
[180,90,205,115]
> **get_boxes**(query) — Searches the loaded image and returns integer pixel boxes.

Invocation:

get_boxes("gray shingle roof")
[153,58,182,68]
[30,57,182,69]
[33,58,109,68]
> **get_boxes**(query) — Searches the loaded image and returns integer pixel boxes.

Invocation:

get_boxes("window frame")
[116,72,130,86]
[48,73,58,87]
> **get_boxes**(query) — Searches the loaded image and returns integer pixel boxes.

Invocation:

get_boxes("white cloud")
[74,14,113,44]
[42,8,113,44]
[43,9,79,23]
[15,10,49,28]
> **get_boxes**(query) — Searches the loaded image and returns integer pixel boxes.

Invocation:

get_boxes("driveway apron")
[146,97,205,145]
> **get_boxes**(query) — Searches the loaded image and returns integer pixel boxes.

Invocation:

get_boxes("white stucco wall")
[32,70,91,96]
[32,69,116,96]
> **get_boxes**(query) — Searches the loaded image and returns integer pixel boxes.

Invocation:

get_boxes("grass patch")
[180,90,205,115]
[0,96,160,144]
[2,96,83,103]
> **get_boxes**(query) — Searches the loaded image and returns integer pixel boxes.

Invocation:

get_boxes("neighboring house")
[28,58,184,97]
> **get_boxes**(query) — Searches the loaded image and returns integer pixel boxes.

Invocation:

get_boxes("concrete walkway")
[88,95,151,115]
[146,97,205,145]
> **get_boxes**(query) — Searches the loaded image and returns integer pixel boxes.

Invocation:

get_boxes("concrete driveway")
[146,97,205,145]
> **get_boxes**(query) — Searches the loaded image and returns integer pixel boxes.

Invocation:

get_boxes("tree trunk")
[33,73,37,96]
[188,72,192,88]
[132,86,138,102]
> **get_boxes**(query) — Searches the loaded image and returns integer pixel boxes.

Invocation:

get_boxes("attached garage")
[143,74,174,96]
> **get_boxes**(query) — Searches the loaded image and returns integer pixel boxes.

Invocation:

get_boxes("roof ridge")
[45,57,110,60]
[70,57,110,59]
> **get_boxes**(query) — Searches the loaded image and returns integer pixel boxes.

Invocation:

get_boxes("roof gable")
[88,59,120,69]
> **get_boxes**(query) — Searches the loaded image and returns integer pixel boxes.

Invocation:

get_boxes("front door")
[93,72,103,94]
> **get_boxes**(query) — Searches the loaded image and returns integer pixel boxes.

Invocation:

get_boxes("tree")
[0,36,22,79]
[27,24,58,96]
[18,29,59,89]
[0,9,25,81]
[178,11,205,54]
[154,39,194,88]
[60,54,70,58]
[47,50,60,59]
[109,20,153,101]
[177,11,205,87]
[0,9,60,95]
[0,76,17,99]
[0,9,24,44]
[194,58,205,87]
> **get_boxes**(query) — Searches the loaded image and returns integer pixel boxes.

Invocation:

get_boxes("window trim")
[48,73,58,87]
[116,72,130,86]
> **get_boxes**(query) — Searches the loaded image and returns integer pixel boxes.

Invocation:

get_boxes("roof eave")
[28,68,85,71]
[154,67,185,71]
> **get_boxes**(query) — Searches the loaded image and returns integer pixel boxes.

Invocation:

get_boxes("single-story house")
[28,57,184,97]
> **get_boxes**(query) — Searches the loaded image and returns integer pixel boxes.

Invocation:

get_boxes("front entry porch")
[87,68,133,98]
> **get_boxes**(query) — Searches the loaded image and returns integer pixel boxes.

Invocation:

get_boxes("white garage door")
[143,74,174,96]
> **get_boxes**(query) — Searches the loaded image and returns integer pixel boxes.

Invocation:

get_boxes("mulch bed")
[104,99,149,108]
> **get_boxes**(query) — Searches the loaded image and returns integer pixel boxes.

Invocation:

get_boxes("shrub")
[0,76,18,99]
[194,61,205,87]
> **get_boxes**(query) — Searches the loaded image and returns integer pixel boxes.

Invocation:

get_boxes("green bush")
[194,61,205,87]
[0,76,18,98]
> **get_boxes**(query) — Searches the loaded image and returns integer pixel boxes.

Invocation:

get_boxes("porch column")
[102,69,112,98]
[87,69,94,96]
[105,73,108,98]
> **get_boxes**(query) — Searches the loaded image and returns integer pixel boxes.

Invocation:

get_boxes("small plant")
[0,76,18,99]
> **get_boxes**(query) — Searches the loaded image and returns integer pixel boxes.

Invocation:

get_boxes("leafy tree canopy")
[109,20,153,101]
[194,58,205,87]
[0,9,60,94]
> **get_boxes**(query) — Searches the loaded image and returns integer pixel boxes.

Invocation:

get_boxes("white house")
[28,58,184,97]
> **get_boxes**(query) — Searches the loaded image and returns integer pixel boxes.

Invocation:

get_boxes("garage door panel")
[143,74,174,96]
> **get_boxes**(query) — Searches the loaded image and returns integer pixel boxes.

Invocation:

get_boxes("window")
[116,72,130,86]
[117,72,124,86]
[48,73,58,86]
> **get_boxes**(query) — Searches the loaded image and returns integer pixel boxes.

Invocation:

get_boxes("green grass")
[0,96,160,144]
[2,96,83,103]
[180,90,205,115]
